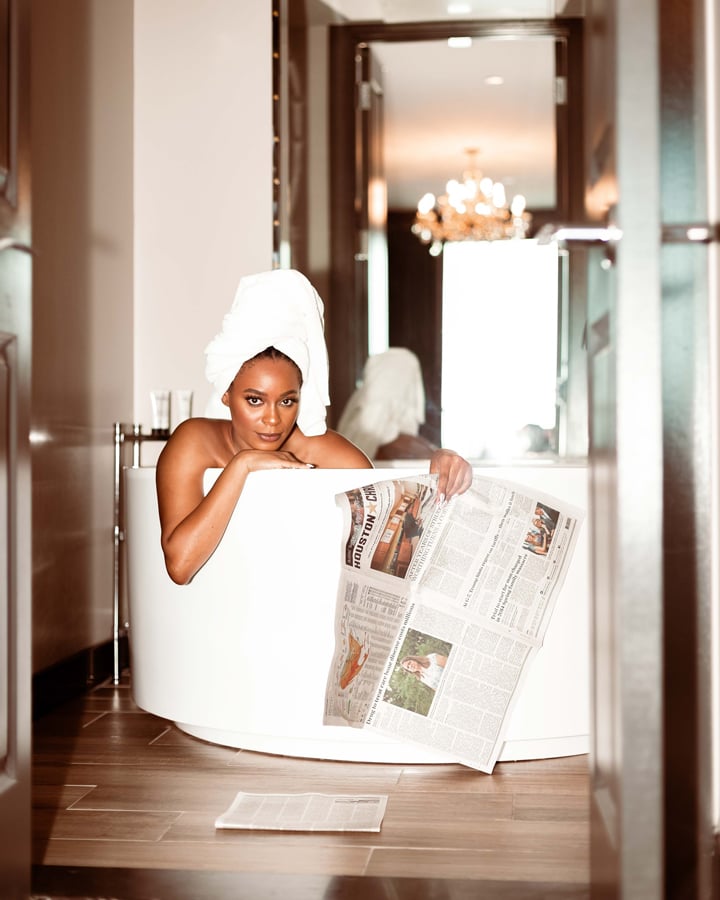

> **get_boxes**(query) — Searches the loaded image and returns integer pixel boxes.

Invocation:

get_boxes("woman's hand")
[429,449,473,502]
[232,448,313,473]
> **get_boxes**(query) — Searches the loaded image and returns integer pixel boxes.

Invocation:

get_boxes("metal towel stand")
[112,423,169,684]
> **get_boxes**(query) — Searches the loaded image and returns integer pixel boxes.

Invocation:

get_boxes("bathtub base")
[175,721,588,764]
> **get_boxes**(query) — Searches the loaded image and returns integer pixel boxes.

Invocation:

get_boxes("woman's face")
[222,356,301,451]
[401,659,421,674]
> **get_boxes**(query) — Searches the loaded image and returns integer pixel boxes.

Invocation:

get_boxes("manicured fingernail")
[438,492,445,505]
[306,463,316,468]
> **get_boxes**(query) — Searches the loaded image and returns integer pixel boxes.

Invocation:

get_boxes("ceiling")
[317,0,584,211]
[371,37,557,210]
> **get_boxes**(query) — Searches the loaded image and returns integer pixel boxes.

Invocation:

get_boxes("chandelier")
[411,148,532,256]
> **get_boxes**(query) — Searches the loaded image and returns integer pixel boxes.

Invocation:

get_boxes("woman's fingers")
[240,449,311,471]
[429,450,473,500]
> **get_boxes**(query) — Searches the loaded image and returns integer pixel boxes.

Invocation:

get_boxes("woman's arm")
[156,421,312,585]
[157,440,248,585]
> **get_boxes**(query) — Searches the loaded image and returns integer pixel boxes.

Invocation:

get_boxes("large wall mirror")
[273,0,588,463]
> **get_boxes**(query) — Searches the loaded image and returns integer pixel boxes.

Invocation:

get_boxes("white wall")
[133,0,273,426]
[30,0,273,671]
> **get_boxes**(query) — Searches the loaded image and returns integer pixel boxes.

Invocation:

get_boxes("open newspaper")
[324,473,584,773]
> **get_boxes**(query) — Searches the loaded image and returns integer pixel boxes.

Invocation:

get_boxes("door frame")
[585,0,720,894]
[327,17,586,422]
[0,0,32,897]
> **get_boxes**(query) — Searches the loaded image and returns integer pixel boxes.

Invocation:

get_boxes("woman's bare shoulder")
[157,417,230,473]
[290,428,373,469]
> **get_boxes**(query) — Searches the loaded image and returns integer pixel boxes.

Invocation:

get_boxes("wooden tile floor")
[32,673,591,898]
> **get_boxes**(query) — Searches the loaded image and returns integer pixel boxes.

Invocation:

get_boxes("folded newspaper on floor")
[215,792,388,832]
[324,473,585,774]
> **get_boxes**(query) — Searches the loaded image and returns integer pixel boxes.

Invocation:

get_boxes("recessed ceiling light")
[485,75,505,86]
[448,36,473,49]
[447,2,472,13]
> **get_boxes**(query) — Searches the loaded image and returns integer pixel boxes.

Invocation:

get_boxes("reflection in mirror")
[274,3,588,462]
[372,36,558,213]
[337,346,439,461]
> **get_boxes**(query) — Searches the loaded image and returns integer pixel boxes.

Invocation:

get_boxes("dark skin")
[157,354,473,584]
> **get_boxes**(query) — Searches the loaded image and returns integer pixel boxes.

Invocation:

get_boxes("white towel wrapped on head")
[337,348,426,458]
[204,269,330,436]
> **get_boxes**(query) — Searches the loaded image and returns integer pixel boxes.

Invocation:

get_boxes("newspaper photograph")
[324,473,584,773]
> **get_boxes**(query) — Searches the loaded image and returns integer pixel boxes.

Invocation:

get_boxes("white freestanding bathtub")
[125,463,589,764]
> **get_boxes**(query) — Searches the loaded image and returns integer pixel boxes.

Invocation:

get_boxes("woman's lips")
[257,432,282,443]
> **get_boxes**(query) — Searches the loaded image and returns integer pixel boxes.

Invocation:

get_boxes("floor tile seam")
[38,857,374,878]
[54,772,98,779]
[513,810,590,828]
[363,864,589,885]
[44,834,179,843]
[82,701,135,709]
[382,787,512,799]
[368,832,590,850]
[360,847,590,872]
[35,782,98,789]
[63,786,99,807]
[510,784,592,795]
[512,814,591,824]
[388,781,589,800]
[150,832,534,851]
[154,834,387,849]
[379,844,570,853]
[362,844,496,873]
[382,769,589,775]
[154,811,185,842]
[52,804,189,818]
[80,708,112,734]
[512,793,590,822]
[148,725,173,745]
[358,830,591,850]
[312,774,585,783]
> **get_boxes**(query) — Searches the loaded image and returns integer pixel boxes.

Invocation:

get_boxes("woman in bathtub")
[156,269,472,585]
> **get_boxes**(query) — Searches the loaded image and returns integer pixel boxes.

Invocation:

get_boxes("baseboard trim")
[32,634,129,720]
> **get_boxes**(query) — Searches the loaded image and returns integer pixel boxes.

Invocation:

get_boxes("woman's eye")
[246,396,262,406]
[280,397,297,407]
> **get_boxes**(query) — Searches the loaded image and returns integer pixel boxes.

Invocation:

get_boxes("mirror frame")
[274,8,587,458]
